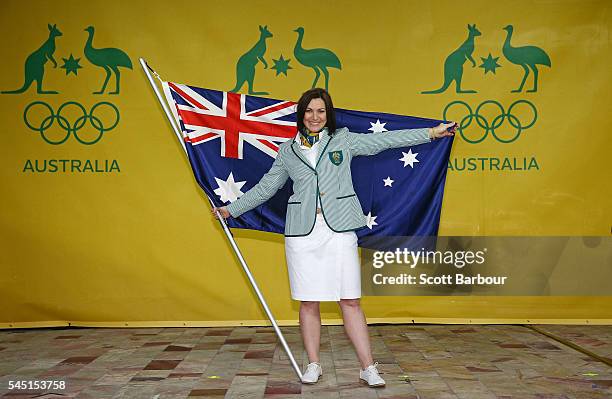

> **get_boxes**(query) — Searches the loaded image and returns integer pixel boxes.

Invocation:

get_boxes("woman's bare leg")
[299,301,321,363]
[339,298,373,369]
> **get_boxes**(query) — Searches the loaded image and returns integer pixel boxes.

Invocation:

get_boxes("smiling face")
[303,98,327,133]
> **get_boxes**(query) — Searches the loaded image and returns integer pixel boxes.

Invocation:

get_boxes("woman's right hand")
[212,206,231,220]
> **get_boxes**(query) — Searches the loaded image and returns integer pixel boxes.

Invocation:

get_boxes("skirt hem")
[291,294,362,302]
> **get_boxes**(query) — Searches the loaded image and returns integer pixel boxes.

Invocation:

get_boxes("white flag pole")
[139,58,302,381]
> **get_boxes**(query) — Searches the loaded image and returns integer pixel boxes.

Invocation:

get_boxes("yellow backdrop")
[1,0,610,328]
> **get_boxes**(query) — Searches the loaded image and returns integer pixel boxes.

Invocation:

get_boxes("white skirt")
[285,213,361,301]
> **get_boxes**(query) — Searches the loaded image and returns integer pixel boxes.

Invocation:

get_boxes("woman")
[214,88,455,387]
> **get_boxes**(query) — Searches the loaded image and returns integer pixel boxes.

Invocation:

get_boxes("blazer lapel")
[290,140,315,172]
[315,133,332,168]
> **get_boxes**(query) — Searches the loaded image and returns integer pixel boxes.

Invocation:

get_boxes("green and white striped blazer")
[226,127,431,237]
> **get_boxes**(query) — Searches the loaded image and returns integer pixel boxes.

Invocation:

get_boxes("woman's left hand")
[429,122,457,139]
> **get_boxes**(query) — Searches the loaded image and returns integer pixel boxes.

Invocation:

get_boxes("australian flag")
[162,82,453,246]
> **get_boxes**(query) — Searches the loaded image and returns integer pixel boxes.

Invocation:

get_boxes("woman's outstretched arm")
[346,122,456,157]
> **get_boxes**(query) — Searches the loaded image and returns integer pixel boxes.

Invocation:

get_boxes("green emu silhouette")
[422,24,481,94]
[231,25,272,95]
[502,25,551,93]
[293,27,341,92]
[84,26,132,95]
[2,24,62,94]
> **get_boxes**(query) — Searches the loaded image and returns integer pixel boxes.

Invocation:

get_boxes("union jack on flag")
[162,82,453,244]
[164,82,297,159]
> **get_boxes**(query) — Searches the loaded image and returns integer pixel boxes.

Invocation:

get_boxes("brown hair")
[296,88,337,135]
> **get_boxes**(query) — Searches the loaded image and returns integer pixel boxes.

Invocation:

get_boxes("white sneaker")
[359,362,386,387]
[301,362,322,384]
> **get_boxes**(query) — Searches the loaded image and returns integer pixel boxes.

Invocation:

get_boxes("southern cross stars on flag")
[162,83,453,242]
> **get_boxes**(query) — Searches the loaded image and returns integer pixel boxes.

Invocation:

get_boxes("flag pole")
[138,58,303,381]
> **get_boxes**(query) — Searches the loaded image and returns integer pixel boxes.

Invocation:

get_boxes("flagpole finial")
[139,57,163,82]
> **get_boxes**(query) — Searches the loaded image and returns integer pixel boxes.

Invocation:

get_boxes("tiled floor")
[0,324,610,398]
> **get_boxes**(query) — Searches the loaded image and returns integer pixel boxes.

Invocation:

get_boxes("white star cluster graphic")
[365,212,378,229]
[399,149,419,168]
[368,119,388,134]
[213,172,246,203]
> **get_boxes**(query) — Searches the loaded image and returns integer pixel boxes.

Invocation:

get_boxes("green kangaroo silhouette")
[421,24,481,94]
[230,25,272,95]
[2,24,62,94]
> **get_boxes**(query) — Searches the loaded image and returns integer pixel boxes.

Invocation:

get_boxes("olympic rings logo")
[23,101,120,145]
[443,100,537,144]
